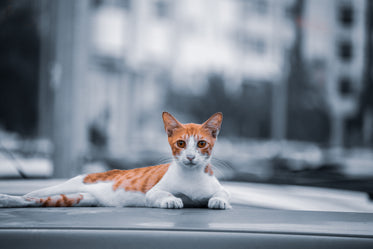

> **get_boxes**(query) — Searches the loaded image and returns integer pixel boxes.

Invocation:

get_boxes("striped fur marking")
[83,164,170,193]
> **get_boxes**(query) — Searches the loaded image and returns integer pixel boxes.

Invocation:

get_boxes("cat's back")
[83,164,170,194]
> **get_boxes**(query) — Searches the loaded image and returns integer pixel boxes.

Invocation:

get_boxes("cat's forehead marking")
[180,133,202,141]
[182,123,210,139]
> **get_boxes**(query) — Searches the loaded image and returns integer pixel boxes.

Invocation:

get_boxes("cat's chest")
[155,166,220,200]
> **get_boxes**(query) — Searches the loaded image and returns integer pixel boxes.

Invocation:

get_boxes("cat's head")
[162,112,222,169]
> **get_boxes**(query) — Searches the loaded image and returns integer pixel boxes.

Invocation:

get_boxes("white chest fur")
[154,162,223,202]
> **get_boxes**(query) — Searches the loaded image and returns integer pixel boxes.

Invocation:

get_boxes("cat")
[0,112,231,209]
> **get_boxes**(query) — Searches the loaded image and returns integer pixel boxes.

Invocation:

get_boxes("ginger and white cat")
[0,112,231,209]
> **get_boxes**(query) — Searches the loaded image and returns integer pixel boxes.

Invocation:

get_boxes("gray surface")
[1,206,373,238]
[1,179,373,248]
[1,229,373,249]
[1,206,373,249]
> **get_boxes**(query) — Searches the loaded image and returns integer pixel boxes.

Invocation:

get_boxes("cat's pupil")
[197,140,206,148]
[177,140,185,148]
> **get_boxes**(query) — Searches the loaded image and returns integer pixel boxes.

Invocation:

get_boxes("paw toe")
[208,197,231,210]
[160,197,183,209]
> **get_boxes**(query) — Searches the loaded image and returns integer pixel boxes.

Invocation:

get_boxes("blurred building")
[36,0,298,176]
[35,0,373,176]
[169,0,295,90]
[2,0,371,178]
[302,0,367,147]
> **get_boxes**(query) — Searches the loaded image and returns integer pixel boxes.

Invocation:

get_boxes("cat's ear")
[202,112,223,138]
[162,112,183,137]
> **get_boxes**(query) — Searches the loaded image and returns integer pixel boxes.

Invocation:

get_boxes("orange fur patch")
[204,164,214,176]
[83,164,170,193]
[30,194,84,207]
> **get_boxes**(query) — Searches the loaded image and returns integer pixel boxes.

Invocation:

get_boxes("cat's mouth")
[176,157,201,168]
[184,161,196,166]
[182,160,197,167]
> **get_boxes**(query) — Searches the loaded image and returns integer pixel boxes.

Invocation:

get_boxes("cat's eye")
[176,140,186,148]
[197,140,207,148]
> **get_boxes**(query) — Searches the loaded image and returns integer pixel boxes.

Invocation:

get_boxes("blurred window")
[338,3,354,28]
[92,5,126,58]
[255,0,268,15]
[252,39,266,54]
[284,4,295,20]
[91,0,103,8]
[154,0,169,19]
[120,0,131,11]
[236,32,266,55]
[247,38,266,55]
[91,0,131,11]
[339,77,354,96]
[240,0,268,18]
[337,40,353,62]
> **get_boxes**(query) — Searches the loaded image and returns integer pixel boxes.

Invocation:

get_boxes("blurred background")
[0,0,372,193]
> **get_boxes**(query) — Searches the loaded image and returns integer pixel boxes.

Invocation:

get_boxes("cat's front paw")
[208,197,231,210]
[159,196,183,209]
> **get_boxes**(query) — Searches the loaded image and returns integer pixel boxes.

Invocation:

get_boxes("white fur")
[175,136,211,169]
[146,160,231,209]
[25,175,87,198]
[79,181,146,207]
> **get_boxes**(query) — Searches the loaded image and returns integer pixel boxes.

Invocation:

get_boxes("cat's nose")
[186,155,195,162]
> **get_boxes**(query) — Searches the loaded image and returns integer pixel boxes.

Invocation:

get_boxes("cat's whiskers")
[211,157,235,180]
[155,156,173,165]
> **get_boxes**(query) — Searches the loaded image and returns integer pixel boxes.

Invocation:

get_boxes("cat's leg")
[23,176,135,207]
[26,193,98,207]
[208,187,231,210]
[0,193,98,207]
[145,187,183,209]
[0,175,101,208]
[24,175,86,198]
[0,194,34,207]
